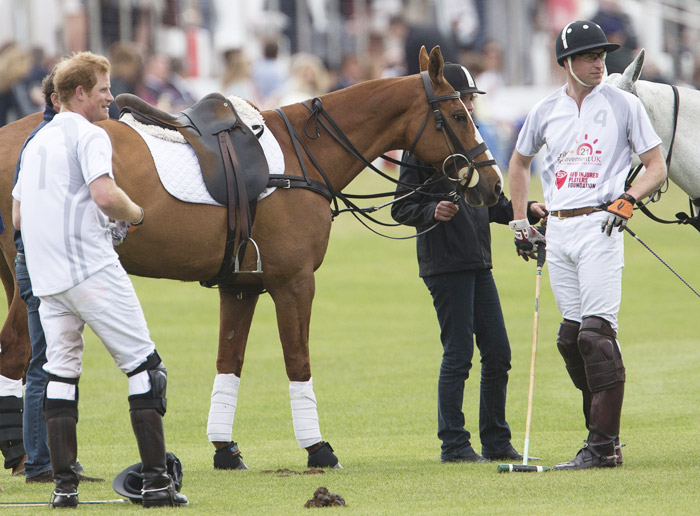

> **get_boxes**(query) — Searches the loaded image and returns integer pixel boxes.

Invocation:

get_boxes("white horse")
[607,49,700,210]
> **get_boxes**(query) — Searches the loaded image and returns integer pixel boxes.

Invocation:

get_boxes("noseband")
[409,71,496,190]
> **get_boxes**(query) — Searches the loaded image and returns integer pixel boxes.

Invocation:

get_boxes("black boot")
[552,439,617,470]
[131,409,188,508]
[46,416,79,508]
[554,383,624,470]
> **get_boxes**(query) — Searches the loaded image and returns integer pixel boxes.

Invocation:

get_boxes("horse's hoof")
[307,441,340,469]
[213,442,249,470]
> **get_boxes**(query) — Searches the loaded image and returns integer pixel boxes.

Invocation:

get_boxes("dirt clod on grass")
[304,486,346,508]
[261,468,325,477]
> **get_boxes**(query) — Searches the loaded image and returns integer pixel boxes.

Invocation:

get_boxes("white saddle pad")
[119,97,285,206]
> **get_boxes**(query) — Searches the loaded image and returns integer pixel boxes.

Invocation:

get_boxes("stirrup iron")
[234,238,262,274]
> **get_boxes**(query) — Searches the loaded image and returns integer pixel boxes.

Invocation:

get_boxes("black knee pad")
[43,374,79,421]
[556,319,588,391]
[578,316,625,392]
[127,351,167,416]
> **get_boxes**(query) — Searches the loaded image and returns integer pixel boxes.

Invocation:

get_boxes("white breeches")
[547,212,624,330]
[39,262,155,378]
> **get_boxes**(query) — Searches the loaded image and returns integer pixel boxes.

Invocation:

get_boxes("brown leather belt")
[549,207,601,219]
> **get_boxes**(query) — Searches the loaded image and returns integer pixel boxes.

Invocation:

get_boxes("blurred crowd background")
[1,0,699,168]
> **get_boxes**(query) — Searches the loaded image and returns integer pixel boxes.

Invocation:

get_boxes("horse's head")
[407,46,503,208]
[606,48,645,92]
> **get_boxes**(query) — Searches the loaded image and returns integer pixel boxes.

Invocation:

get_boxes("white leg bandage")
[0,375,23,397]
[207,373,240,442]
[290,378,321,449]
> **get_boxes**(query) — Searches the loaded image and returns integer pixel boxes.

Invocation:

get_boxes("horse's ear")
[427,46,444,86]
[623,49,645,84]
[419,45,429,72]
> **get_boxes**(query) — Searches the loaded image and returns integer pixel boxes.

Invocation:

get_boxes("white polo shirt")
[515,83,661,212]
[12,112,118,296]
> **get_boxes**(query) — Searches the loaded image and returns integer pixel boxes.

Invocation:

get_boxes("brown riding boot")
[554,383,624,470]
[130,409,188,508]
[589,383,624,447]
[46,416,80,508]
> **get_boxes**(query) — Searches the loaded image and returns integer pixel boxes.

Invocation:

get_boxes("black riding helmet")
[555,20,620,66]
[443,63,486,95]
[112,452,183,503]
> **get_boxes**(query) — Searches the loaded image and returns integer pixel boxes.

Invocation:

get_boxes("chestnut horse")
[0,46,502,469]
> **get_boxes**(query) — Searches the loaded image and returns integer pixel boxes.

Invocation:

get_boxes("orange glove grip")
[606,193,636,220]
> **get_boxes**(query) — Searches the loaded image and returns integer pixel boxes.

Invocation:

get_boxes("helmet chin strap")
[566,56,595,87]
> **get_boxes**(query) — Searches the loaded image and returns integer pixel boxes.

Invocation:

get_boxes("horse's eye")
[453,113,468,123]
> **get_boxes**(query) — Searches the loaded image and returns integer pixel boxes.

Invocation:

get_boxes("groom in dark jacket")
[391,63,544,463]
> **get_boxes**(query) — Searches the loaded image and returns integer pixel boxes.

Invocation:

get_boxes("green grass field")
[1,174,698,514]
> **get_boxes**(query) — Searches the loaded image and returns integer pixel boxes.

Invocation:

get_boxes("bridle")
[412,71,497,192]
[625,83,700,233]
[272,70,499,239]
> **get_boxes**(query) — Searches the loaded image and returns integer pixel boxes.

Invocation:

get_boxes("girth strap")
[267,174,332,202]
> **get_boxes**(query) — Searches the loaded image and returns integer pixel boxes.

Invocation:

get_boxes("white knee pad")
[289,378,321,449]
[207,373,240,442]
[0,375,22,397]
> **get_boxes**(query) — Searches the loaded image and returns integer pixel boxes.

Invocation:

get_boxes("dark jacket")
[391,152,535,277]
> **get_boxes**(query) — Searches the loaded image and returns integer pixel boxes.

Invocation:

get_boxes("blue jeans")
[423,270,512,459]
[15,257,51,478]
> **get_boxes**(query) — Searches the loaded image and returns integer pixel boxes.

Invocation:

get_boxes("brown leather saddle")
[116,92,269,285]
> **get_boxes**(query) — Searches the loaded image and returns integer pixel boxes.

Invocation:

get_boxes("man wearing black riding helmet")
[509,20,666,470]
[391,63,545,464]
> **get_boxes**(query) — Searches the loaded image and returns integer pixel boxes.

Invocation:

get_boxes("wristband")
[509,218,529,231]
[619,192,636,204]
[132,207,145,226]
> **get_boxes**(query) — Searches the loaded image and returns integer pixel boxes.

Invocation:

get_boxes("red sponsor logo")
[556,170,568,189]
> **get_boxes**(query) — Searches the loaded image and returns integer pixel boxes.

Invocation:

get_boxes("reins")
[625,84,700,233]
[273,72,496,239]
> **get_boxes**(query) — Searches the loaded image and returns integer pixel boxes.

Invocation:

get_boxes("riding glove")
[601,193,636,236]
[110,220,131,247]
[509,218,546,261]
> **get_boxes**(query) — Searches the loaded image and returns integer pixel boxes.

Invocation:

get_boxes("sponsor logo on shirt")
[556,170,567,189]
[566,170,599,189]
[556,134,602,165]
[555,134,602,189]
